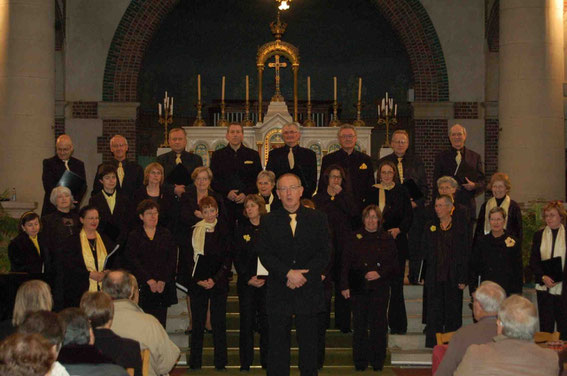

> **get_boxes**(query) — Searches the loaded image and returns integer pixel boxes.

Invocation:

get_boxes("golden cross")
[268,54,287,101]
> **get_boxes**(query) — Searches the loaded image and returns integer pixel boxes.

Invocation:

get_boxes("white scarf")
[262,193,274,213]
[191,219,217,263]
[536,225,566,295]
[483,195,511,235]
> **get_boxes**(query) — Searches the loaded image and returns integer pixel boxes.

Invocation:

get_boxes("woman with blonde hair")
[131,162,175,228]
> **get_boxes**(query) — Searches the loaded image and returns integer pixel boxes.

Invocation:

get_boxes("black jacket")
[156,150,203,194]
[8,232,51,275]
[130,186,176,230]
[378,152,428,207]
[41,155,87,216]
[266,145,317,198]
[41,210,81,254]
[89,191,130,246]
[210,145,262,197]
[92,159,144,197]
[233,219,263,286]
[474,198,523,245]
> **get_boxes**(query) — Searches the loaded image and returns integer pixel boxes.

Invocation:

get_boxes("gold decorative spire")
[270,11,287,40]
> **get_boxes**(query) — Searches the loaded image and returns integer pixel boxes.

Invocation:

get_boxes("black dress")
[41,210,81,253]
[259,193,281,213]
[89,190,130,248]
[233,219,268,370]
[474,197,523,244]
[340,229,398,371]
[470,231,523,295]
[8,232,50,274]
[367,184,413,333]
[130,186,176,230]
[124,226,177,327]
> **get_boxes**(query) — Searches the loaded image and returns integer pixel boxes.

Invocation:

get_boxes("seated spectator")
[435,281,506,376]
[57,308,128,376]
[0,280,53,342]
[80,291,142,375]
[455,295,559,376]
[18,310,69,376]
[102,270,180,376]
[0,333,55,376]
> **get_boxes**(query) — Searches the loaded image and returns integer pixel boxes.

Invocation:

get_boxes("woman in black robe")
[256,170,281,213]
[9,212,51,275]
[41,186,81,254]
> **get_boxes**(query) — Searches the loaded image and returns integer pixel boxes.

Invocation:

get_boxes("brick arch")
[103,0,449,102]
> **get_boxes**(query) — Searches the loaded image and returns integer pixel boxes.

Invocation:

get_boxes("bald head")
[109,135,128,161]
[56,135,73,161]
[102,270,133,300]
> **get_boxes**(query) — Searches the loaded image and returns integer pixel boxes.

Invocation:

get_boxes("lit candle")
[158,103,162,116]
[394,104,397,116]
[385,92,388,102]
[357,77,362,102]
[197,74,201,101]
[307,76,311,102]
[170,97,173,115]
[246,75,249,102]
[333,76,337,101]
[221,76,225,101]
[381,98,385,111]
[389,98,393,108]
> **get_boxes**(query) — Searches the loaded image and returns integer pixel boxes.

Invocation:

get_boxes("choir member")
[41,186,81,253]
[340,205,398,371]
[92,135,143,197]
[234,195,268,371]
[210,123,262,227]
[41,134,87,216]
[124,199,177,328]
[256,170,281,212]
[367,160,413,334]
[58,206,115,308]
[318,124,375,226]
[422,195,468,348]
[378,129,428,284]
[529,201,567,339]
[88,164,130,247]
[180,196,231,370]
[433,124,485,225]
[8,212,51,275]
[470,207,522,295]
[265,123,317,198]
[131,162,175,229]
[313,165,358,333]
[474,172,523,243]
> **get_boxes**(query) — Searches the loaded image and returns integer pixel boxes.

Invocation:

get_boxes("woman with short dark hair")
[8,212,50,275]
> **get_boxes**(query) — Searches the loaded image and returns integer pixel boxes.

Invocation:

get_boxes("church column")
[258,65,264,122]
[499,0,564,202]
[293,65,298,122]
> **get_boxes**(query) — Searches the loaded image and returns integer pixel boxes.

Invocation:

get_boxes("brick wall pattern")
[98,120,137,163]
[72,102,98,119]
[414,119,449,199]
[454,102,479,119]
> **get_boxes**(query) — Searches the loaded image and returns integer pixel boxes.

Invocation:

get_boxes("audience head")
[488,172,512,199]
[321,164,347,190]
[301,198,316,209]
[18,311,64,354]
[337,124,357,153]
[128,273,139,304]
[12,280,53,327]
[0,333,55,376]
[143,162,164,186]
[276,173,303,212]
[378,160,398,185]
[102,270,134,301]
[243,194,267,219]
[58,308,93,346]
[437,176,458,198]
[282,123,301,147]
[55,134,74,161]
[49,186,75,211]
[80,291,114,329]
[362,204,382,232]
[257,170,276,197]
[497,295,538,341]
[168,127,187,153]
[18,211,40,237]
[226,123,244,148]
[434,195,454,220]
[448,124,467,150]
[97,164,118,193]
[543,201,567,230]
[390,129,409,157]
[191,166,213,192]
[472,281,506,320]
[137,199,160,228]
[109,135,128,161]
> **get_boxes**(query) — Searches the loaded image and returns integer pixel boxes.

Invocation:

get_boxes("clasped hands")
[89,270,107,283]
[197,278,215,290]
[341,271,381,300]
[286,269,309,290]
[228,190,246,204]
[542,275,558,289]
[147,279,166,293]
[247,276,266,288]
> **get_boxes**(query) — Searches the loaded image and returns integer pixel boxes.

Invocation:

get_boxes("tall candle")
[170,97,173,115]
[333,76,337,101]
[381,98,385,111]
[307,76,311,102]
[394,104,397,116]
[385,92,388,102]
[245,75,249,102]
[158,103,162,116]
[358,77,362,102]
[221,76,225,101]
[197,74,201,100]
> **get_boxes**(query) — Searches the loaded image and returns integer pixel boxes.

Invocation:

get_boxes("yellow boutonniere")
[505,237,515,247]
[243,234,251,242]
[430,225,437,232]
[359,163,368,170]
[356,233,363,239]
[244,160,253,164]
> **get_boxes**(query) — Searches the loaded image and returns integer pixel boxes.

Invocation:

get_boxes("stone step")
[390,349,433,367]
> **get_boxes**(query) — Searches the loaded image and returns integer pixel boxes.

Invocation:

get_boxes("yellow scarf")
[103,190,116,214]
[191,219,217,262]
[264,193,274,213]
[80,229,108,292]
[484,195,511,235]
[536,225,566,295]
[373,183,395,214]
[29,235,40,256]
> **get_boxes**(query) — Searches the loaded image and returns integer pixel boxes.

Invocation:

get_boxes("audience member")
[0,333,55,376]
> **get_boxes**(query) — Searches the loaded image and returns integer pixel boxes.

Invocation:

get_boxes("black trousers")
[267,311,319,376]
[388,247,408,333]
[189,288,228,368]
[536,290,567,340]
[317,284,333,368]
[238,282,269,369]
[333,250,351,332]
[425,281,463,348]
[351,288,389,370]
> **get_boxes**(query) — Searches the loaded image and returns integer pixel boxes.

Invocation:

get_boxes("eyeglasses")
[339,135,355,139]
[277,185,302,192]
[329,175,342,180]
[391,140,407,145]
[380,171,394,175]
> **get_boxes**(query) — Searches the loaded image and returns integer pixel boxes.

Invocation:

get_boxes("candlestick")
[158,91,174,147]
[245,75,249,102]
[307,76,311,102]
[197,74,201,100]
[333,76,337,101]
[377,93,398,146]
[221,76,225,101]
[358,77,362,102]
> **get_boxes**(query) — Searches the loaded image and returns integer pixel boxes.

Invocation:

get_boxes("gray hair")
[59,308,91,346]
[498,295,538,341]
[102,270,133,300]
[448,123,467,137]
[257,170,276,185]
[436,176,458,189]
[49,186,75,208]
[110,134,128,147]
[474,281,506,313]
[337,123,357,138]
